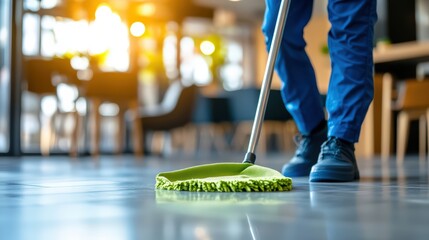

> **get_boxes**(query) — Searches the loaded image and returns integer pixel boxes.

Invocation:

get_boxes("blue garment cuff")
[328,123,361,143]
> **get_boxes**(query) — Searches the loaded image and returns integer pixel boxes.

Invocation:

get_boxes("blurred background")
[1,0,429,159]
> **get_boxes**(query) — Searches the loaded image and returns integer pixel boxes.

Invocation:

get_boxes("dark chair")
[226,88,295,153]
[139,82,198,154]
[192,92,233,152]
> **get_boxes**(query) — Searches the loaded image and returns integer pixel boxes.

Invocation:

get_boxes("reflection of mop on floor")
[156,189,288,204]
[156,191,291,240]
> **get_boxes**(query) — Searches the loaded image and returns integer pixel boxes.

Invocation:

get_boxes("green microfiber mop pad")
[155,163,292,192]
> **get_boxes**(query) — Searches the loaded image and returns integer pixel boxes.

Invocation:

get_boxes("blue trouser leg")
[262,0,325,135]
[263,0,377,143]
[327,0,377,143]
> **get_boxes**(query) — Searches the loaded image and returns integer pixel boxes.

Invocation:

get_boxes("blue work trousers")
[262,0,377,143]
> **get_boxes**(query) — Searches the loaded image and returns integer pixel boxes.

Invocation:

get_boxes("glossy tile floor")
[1,153,429,240]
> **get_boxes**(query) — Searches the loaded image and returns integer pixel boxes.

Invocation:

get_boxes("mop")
[156,0,292,192]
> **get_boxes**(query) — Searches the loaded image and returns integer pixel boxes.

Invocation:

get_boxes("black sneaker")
[281,126,327,177]
[309,137,359,182]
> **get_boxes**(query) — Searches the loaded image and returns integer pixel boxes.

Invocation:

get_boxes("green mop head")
[155,163,292,192]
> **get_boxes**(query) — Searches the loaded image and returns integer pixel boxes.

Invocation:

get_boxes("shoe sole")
[309,170,359,182]
[282,169,312,177]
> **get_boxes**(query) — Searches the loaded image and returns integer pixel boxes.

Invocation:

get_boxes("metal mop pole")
[243,0,291,164]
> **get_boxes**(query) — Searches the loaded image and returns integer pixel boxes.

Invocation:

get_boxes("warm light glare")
[95,4,113,20]
[89,5,130,71]
[200,40,215,56]
[41,96,57,116]
[193,55,212,85]
[130,22,145,37]
[53,20,90,57]
[99,103,120,117]
[41,0,60,9]
[57,83,79,111]
[77,69,93,81]
[138,3,156,16]
[71,56,89,70]
[76,97,87,115]
[163,35,178,80]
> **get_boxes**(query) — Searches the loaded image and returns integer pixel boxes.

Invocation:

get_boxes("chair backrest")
[160,80,183,111]
[84,72,139,103]
[166,84,198,128]
[394,79,429,109]
[265,89,292,121]
[226,88,291,122]
[24,58,76,94]
[192,93,232,124]
[142,84,198,131]
[225,88,260,122]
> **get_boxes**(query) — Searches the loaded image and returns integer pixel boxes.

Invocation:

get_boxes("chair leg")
[40,114,53,156]
[130,102,143,157]
[150,131,162,154]
[212,124,227,152]
[419,115,427,161]
[232,123,247,151]
[90,99,101,156]
[268,121,286,152]
[200,124,212,151]
[381,73,393,161]
[427,109,429,161]
[162,132,173,156]
[257,124,267,155]
[283,121,297,152]
[115,108,125,155]
[49,113,59,153]
[182,124,197,154]
[70,111,81,158]
[274,122,285,153]
[397,111,410,164]
[151,131,172,156]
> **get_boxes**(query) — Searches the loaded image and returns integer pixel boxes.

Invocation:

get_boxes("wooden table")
[373,41,429,64]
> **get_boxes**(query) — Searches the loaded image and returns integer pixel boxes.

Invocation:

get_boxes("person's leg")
[326,0,377,142]
[262,0,327,177]
[310,0,377,182]
[262,0,325,135]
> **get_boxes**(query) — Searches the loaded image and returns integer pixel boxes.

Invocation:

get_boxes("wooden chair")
[381,73,429,162]
[24,58,79,156]
[78,71,142,157]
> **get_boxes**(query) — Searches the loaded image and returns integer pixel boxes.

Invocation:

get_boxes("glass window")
[41,15,56,57]
[24,0,61,11]
[178,18,248,89]
[41,0,61,9]
[22,13,40,56]
[24,0,40,12]
[163,35,179,80]
[221,41,244,90]
[0,0,11,152]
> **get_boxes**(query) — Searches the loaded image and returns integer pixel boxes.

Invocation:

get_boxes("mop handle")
[243,0,291,164]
